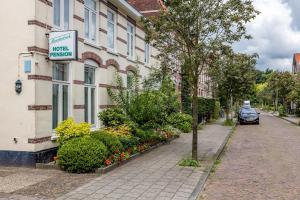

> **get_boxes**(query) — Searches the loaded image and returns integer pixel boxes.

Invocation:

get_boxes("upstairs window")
[107,9,117,51]
[53,0,70,30]
[144,42,150,64]
[85,0,97,42]
[127,23,135,59]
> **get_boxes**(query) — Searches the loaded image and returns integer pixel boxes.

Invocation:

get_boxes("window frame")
[144,42,150,64]
[53,0,71,30]
[84,64,96,125]
[52,63,71,132]
[84,0,97,43]
[107,9,117,52]
[127,22,135,59]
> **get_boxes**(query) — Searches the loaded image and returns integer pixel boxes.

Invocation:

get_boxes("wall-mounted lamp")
[15,79,22,94]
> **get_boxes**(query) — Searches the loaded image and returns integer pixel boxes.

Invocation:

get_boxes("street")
[201,113,300,200]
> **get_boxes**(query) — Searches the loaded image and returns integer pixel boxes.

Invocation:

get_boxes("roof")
[127,0,166,16]
[110,0,142,20]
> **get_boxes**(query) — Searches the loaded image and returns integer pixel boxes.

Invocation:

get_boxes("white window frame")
[144,42,150,64]
[52,63,71,133]
[127,22,135,59]
[53,0,71,30]
[107,9,117,52]
[84,64,96,126]
[84,0,97,43]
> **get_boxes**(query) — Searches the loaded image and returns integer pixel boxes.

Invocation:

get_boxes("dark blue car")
[238,108,260,125]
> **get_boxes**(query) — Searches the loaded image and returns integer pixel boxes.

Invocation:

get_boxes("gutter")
[109,0,142,21]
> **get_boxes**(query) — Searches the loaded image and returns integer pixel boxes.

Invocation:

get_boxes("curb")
[189,122,237,200]
[272,114,299,126]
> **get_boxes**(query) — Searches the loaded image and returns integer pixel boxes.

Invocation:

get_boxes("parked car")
[238,108,260,125]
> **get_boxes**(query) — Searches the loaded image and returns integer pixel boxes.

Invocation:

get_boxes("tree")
[267,71,295,111]
[143,0,258,160]
[210,52,257,120]
[287,74,300,115]
[255,68,273,84]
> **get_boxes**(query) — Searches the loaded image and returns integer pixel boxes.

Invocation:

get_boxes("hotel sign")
[49,30,78,60]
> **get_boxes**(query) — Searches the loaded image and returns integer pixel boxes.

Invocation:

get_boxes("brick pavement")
[57,121,232,200]
[201,114,300,200]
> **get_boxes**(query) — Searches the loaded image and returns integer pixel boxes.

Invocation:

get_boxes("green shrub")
[179,158,200,167]
[55,118,91,145]
[167,113,193,133]
[278,104,287,117]
[198,98,216,119]
[224,119,234,126]
[118,135,139,150]
[91,131,124,154]
[134,128,161,143]
[213,101,221,119]
[128,90,178,129]
[98,107,128,127]
[58,137,108,173]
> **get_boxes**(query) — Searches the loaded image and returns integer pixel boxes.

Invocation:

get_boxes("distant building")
[292,53,300,74]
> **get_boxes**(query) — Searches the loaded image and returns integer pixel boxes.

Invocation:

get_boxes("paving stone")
[57,120,231,200]
[201,114,300,200]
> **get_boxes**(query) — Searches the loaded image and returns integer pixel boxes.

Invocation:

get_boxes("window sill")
[84,41,102,50]
[127,57,137,63]
[51,134,58,141]
[107,50,119,56]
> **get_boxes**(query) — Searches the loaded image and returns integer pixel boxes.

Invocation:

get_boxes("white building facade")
[0,0,159,166]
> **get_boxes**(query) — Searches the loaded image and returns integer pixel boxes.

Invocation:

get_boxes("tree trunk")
[191,83,198,160]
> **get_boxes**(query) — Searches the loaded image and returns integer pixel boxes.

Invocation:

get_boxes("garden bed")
[36,135,179,174]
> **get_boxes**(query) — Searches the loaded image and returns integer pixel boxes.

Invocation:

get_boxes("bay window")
[85,0,97,42]
[127,22,135,59]
[52,63,70,129]
[84,65,96,125]
[107,9,116,51]
[53,0,70,30]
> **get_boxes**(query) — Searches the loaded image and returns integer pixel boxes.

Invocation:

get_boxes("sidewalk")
[271,112,300,126]
[57,120,233,200]
[281,116,300,125]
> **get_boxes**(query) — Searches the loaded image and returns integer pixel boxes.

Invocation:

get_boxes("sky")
[233,0,300,72]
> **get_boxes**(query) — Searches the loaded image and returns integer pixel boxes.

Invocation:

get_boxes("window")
[127,71,135,90]
[53,0,70,30]
[144,42,150,64]
[84,65,96,125]
[107,10,116,51]
[85,0,97,42]
[52,63,69,129]
[127,23,135,59]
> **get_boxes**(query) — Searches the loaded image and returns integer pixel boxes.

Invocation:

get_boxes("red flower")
[105,159,111,166]
[115,149,119,154]
[120,152,125,159]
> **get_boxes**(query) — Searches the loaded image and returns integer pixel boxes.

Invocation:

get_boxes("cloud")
[234,0,300,71]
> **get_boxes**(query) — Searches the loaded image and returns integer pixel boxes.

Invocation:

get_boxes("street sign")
[49,30,78,61]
